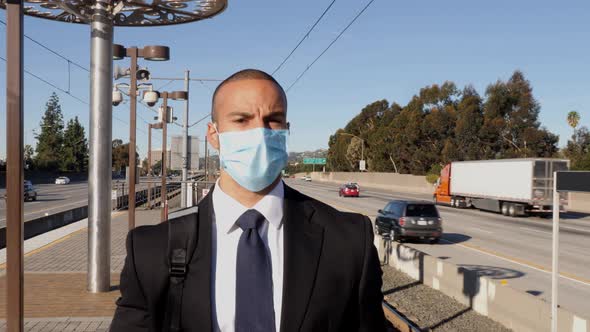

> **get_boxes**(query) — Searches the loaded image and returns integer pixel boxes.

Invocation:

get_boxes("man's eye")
[234,118,246,123]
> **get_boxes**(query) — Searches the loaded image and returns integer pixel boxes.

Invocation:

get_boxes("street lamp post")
[5,0,24,329]
[182,70,190,208]
[0,1,228,328]
[0,6,227,332]
[113,44,170,230]
[147,90,187,221]
[147,122,163,210]
[161,102,169,222]
[88,0,114,295]
[148,74,224,207]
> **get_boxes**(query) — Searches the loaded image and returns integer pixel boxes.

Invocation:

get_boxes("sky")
[0,0,589,160]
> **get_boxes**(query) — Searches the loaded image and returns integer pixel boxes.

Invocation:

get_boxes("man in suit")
[111,69,386,332]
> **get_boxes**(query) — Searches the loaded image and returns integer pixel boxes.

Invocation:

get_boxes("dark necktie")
[235,209,276,332]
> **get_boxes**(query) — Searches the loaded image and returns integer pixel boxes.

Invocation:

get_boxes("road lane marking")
[295,180,590,233]
[0,199,88,222]
[469,227,493,234]
[292,182,590,288]
[519,226,550,235]
[561,225,590,233]
[438,238,590,287]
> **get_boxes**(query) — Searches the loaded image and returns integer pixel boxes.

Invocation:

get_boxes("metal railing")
[113,181,181,210]
[112,175,211,211]
[382,301,421,332]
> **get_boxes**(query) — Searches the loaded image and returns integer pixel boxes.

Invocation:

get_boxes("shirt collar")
[212,179,285,234]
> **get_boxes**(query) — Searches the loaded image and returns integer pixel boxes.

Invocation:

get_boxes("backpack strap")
[164,206,199,332]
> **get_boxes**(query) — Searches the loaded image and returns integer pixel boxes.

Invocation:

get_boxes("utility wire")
[0,55,87,105]
[156,79,175,91]
[286,0,376,92]
[272,0,337,75]
[0,23,194,139]
[0,19,89,72]
[189,113,211,128]
[0,56,146,137]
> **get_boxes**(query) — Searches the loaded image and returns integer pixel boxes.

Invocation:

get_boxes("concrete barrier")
[311,171,435,194]
[569,192,590,214]
[308,172,590,213]
[376,237,589,332]
[0,205,88,249]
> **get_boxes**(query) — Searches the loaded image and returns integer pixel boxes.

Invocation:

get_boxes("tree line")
[28,93,88,173]
[25,93,140,175]
[327,70,588,175]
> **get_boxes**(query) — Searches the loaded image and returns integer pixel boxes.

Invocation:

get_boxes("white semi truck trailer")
[434,158,569,216]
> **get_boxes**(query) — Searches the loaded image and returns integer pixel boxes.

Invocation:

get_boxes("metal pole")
[204,138,208,181]
[147,124,152,209]
[128,48,138,230]
[181,70,190,207]
[551,171,560,332]
[6,0,24,329]
[361,139,364,161]
[88,0,112,293]
[161,97,168,222]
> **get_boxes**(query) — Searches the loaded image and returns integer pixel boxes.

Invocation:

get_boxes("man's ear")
[207,122,220,151]
[287,122,291,134]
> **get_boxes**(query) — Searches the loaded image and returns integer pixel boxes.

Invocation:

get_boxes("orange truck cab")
[434,164,452,205]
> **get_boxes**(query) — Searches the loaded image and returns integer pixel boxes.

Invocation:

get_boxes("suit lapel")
[280,185,325,332]
[186,189,214,331]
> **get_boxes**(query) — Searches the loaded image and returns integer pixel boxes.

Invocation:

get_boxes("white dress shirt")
[211,180,284,332]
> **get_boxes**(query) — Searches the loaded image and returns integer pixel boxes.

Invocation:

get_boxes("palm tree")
[567,111,581,135]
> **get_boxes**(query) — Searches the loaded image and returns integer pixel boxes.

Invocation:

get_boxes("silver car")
[55,176,70,185]
[375,200,443,244]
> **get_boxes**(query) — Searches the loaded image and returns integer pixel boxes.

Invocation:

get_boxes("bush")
[426,173,439,184]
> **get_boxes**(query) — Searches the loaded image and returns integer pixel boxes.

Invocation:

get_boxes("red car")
[339,184,360,197]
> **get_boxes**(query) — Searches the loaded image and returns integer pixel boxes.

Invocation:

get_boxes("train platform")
[0,208,162,331]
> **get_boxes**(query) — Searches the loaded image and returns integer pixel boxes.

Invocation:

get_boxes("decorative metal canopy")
[0,0,227,26]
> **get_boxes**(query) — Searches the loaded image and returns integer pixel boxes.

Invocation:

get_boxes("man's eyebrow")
[227,111,255,118]
[265,110,286,118]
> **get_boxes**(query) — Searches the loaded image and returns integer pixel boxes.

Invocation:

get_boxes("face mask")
[216,126,289,192]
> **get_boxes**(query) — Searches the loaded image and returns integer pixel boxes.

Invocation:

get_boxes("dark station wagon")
[375,200,443,244]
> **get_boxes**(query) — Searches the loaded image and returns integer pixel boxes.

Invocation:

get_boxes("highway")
[0,181,90,227]
[284,179,590,319]
[1,177,588,319]
[0,179,158,227]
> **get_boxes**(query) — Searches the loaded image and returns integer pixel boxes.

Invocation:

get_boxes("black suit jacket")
[111,185,385,332]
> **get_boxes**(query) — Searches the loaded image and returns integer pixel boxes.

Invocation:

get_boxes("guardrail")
[376,235,589,332]
[0,205,88,249]
[113,181,183,210]
[0,178,210,249]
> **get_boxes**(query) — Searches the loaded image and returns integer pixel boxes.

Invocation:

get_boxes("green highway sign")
[303,158,326,165]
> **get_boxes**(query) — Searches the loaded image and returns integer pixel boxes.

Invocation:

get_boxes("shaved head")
[211,69,287,122]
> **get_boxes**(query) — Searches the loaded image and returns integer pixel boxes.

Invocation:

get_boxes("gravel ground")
[382,265,512,332]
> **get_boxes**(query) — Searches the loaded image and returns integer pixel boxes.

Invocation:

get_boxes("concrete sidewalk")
[0,208,163,332]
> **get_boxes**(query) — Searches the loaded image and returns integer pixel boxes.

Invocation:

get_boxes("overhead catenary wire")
[189,113,211,128]
[0,55,87,105]
[0,56,154,138]
[286,0,376,92]
[0,19,89,72]
[0,22,202,142]
[271,0,337,75]
[156,79,175,91]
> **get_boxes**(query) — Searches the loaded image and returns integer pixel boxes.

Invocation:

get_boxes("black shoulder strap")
[163,206,199,332]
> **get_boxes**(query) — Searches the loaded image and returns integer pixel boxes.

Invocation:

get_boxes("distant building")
[170,135,200,171]
[150,150,171,169]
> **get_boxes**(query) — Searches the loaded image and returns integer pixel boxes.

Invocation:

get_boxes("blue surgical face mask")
[215,125,289,192]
